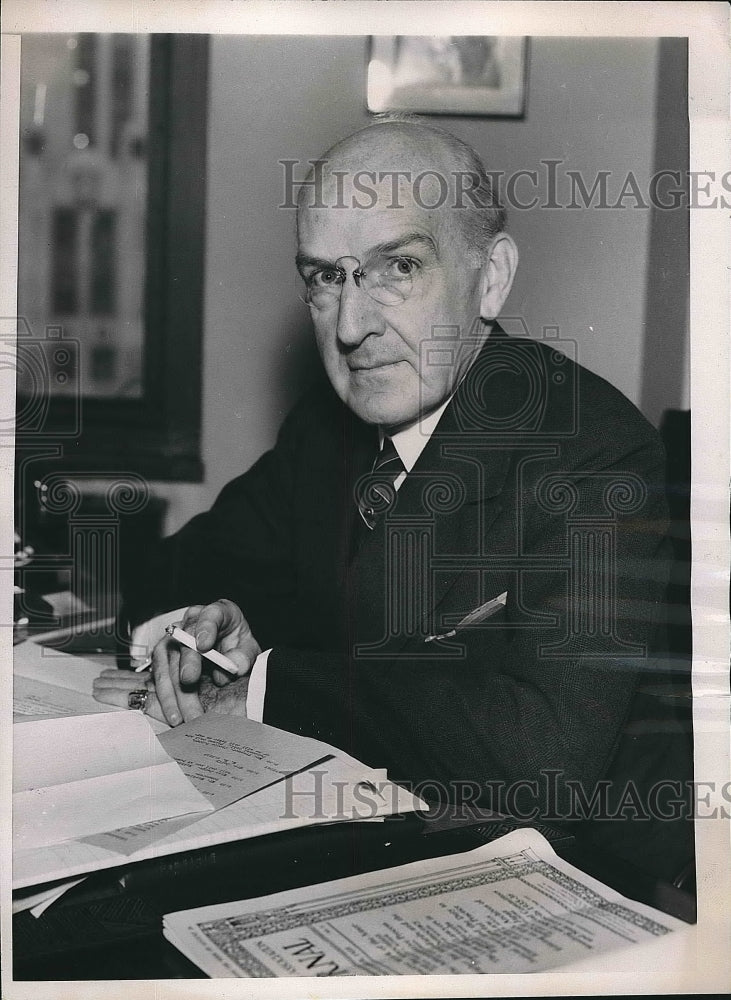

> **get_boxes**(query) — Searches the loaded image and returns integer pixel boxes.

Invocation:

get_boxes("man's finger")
[181,605,204,632]
[178,644,204,685]
[152,639,206,725]
[91,678,167,725]
[192,601,231,650]
[131,689,167,725]
[151,640,184,726]
[169,682,204,724]
[93,668,152,689]
[211,664,244,686]
[216,644,257,678]
[194,597,254,650]
[174,600,259,682]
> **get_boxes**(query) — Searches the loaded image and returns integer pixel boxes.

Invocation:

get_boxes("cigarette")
[134,625,239,675]
[165,625,239,675]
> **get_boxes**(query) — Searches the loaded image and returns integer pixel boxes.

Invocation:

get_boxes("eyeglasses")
[302,254,416,308]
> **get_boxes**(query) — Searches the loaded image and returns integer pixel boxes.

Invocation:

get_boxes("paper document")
[163,828,686,977]
[13,673,115,721]
[59,714,348,859]
[79,753,405,858]
[12,645,425,894]
[13,713,212,849]
[157,714,338,810]
[14,640,167,733]
[13,640,122,721]
[78,722,401,858]
[14,753,424,889]
[14,638,107,691]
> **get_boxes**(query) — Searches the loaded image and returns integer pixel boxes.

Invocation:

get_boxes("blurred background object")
[18,33,150,401]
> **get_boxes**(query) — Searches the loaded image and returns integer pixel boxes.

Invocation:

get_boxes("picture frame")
[368,36,528,117]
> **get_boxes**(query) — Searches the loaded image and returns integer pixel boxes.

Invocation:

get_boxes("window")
[16,34,208,480]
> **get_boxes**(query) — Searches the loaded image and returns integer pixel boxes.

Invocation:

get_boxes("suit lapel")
[349,334,518,658]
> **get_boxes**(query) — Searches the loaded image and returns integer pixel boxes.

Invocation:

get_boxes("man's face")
[297,179,487,431]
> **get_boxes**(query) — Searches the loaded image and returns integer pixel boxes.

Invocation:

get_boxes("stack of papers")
[13,713,422,891]
[13,641,426,894]
[163,827,687,977]
[13,713,213,850]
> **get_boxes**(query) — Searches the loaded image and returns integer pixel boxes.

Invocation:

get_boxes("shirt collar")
[379,395,452,473]
[375,339,493,471]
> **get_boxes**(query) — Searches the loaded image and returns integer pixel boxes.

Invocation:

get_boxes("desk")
[13,633,696,981]
[13,810,696,981]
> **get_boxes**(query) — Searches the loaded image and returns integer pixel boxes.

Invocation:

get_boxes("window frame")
[16,34,208,482]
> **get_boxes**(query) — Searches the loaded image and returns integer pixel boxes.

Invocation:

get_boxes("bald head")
[311,120,464,177]
[297,119,506,264]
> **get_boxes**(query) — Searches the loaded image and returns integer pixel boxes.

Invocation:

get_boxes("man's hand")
[175,599,261,686]
[93,599,260,727]
[199,672,250,716]
[151,599,259,725]
[91,666,250,725]
[92,668,172,725]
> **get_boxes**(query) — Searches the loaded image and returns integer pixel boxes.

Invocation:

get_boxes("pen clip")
[424,592,508,644]
[424,629,457,644]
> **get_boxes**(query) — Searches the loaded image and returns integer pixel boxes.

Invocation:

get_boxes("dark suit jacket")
[124,332,693,880]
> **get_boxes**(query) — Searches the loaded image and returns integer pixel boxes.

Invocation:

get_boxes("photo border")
[1,3,728,998]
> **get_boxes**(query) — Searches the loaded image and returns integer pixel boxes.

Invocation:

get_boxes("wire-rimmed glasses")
[301,254,416,308]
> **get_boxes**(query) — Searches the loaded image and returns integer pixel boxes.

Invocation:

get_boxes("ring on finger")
[128,689,150,712]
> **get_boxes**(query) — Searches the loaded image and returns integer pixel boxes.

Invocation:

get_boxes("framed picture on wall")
[367,36,528,117]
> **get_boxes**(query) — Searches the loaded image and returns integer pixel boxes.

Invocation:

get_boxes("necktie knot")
[373,436,403,476]
[357,437,405,530]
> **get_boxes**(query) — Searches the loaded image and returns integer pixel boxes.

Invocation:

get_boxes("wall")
[160,35,687,533]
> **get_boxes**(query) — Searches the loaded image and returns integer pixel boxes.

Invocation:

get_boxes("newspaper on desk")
[163,827,687,977]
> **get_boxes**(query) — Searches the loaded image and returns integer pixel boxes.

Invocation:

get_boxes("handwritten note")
[158,714,335,810]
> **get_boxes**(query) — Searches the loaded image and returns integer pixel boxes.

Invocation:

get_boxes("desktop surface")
[12,633,696,981]
[13,809,696,981]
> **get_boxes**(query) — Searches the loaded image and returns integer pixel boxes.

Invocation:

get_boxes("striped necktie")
[358,436,405,530]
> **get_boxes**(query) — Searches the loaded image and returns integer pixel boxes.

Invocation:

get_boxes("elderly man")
[95,119,692,881]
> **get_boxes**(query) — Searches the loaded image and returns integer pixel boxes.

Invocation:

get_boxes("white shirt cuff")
[246,648,271,721]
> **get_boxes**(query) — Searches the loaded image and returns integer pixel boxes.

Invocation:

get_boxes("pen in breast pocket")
[135,624,239,674]
[425,591,507,643]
